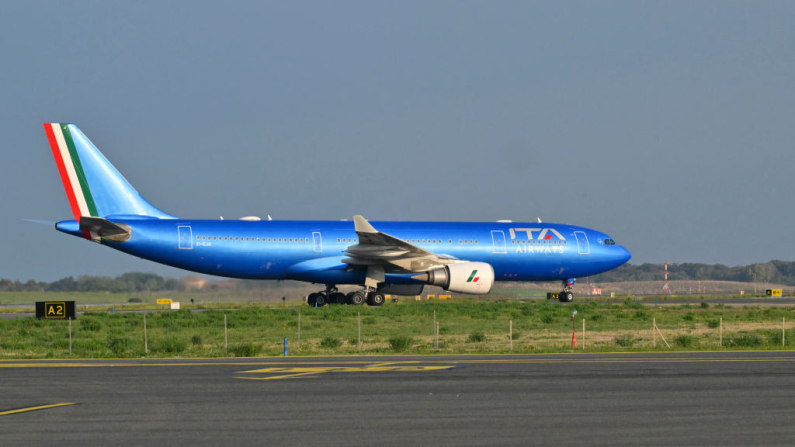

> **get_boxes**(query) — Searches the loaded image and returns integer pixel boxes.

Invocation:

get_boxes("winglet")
[353,215,377,233]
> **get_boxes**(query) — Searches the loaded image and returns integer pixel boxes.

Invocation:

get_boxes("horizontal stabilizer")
[79,216,131,242]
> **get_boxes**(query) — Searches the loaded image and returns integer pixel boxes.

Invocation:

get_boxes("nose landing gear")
[558,279,575,303]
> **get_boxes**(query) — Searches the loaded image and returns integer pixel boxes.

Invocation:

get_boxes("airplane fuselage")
[56,218,631,285]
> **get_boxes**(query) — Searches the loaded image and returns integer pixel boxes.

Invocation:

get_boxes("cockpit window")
[605,239,616,245]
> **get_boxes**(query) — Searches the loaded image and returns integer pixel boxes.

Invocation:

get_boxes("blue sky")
[2,1,794,280]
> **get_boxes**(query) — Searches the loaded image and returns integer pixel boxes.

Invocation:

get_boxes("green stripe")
[467,270,478,283]
[61,124,98,217]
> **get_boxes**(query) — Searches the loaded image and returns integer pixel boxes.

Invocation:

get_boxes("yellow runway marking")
[0,363,106,368]
[235,365,455,380]
[0,403,75,416]
[238,372,327,381]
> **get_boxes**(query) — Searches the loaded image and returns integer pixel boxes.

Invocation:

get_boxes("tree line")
[590,260,795,285]
[0,273,311,294]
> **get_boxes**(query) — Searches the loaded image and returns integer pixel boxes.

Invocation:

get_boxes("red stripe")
[43,123,81,222]
[473,277,479,283]
[545,234,552,240]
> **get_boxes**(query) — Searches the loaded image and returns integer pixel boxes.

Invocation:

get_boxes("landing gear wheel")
[329,292,346,304]
[349,291,366,306]
[367,292,385,307]
[307,293,318,306]
[315,293,327,307]
[558,291,574,303]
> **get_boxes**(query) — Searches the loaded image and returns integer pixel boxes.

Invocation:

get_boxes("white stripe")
[51,123,89,217]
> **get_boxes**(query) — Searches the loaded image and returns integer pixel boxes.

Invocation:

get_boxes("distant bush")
[707,320,720,329]
[127,298,142,303]
[232,343,261,357]
[540,314,555,324]
[589,313,603,322]
[623,300,643,310]
[320,336,342,349]
[725,333,764,347]
[191,335,202,345]
[388,336,414,352]
[468,331,486,343]
[614,334,636,347]
[107,336,131,356]
[674,334,696,348]
[683,313,695,321]
[79,318,102,332]
[700,302,709,309]
[153,336,187,354]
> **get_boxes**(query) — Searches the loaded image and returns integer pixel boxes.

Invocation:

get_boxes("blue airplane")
[43,123,631,306]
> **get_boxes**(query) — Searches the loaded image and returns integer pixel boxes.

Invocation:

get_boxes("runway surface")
[2,351,795,446]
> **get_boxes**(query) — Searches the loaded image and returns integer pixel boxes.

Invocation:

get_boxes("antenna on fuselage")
[220,216,224,220]
[537,218,542,223]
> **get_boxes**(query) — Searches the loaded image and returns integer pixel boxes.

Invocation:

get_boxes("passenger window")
[449,239,452,244]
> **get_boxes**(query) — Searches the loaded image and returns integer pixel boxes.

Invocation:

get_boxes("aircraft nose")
[617,246,632,265]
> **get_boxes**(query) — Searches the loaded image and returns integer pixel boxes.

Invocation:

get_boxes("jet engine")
[413,262,494,295]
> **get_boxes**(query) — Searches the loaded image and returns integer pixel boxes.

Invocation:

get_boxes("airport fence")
[1,300,795,358]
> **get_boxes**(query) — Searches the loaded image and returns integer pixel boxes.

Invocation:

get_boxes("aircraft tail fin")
[43,123,175,221]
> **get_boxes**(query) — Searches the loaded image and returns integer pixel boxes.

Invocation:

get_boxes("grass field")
[2,298,795,359]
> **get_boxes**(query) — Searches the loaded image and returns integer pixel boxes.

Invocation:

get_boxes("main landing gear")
[307,285,385,307]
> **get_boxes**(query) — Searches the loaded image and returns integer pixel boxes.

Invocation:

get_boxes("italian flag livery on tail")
[43,123,174,240]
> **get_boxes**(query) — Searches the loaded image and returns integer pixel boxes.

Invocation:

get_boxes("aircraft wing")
[343,215,457,273]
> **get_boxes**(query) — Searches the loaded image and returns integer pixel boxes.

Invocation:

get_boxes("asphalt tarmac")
[2,352,795,446]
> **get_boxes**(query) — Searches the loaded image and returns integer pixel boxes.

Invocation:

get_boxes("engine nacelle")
[418,262,494,295]
[377,283,424,296]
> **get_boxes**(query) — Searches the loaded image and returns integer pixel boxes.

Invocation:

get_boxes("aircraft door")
[574,231,590,255]
[178,225,193,250]
[313,232,322,252]
[491,230,507,254]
